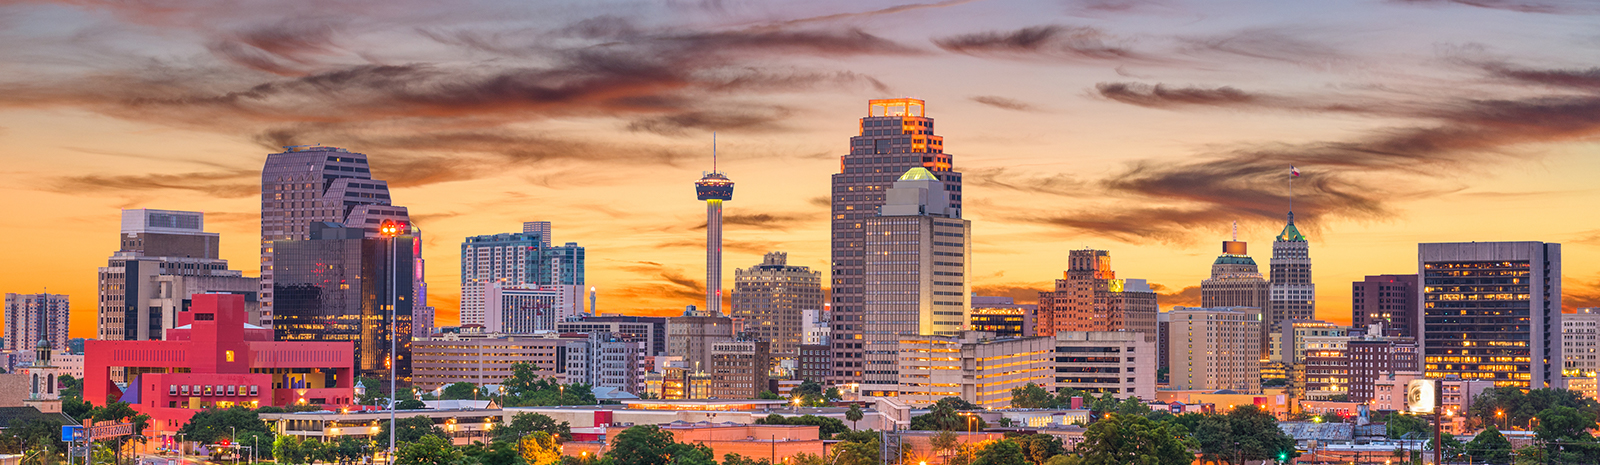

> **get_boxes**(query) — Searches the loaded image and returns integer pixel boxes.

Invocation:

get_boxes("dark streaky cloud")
[970,95,1040,112]
[934,25,1148,62]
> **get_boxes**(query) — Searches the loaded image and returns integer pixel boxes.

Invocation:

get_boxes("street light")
[381,220,403,463]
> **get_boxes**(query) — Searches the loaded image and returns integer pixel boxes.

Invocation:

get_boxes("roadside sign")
[61,425,85,442]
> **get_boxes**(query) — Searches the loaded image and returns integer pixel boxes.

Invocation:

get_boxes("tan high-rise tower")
[1036,250,1158,342]
[732,252,823,358]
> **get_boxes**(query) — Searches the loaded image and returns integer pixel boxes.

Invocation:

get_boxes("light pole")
[381,220,402,463]
[231,426,237,464]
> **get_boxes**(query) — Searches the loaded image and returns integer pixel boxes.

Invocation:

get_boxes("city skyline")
[4,1,1600,338]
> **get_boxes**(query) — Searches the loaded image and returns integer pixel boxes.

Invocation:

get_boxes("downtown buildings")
[897,333,1053,409]
[1351,274,1419,339]
[272,222,416,381]
[731,252,823,358]
[1036,250,1158,342]
[859,167,971,395]
[1200,237,1270,349]
[96,209,258,341]
[1420,241,1563,389]
[1166,306,1263,393]
[1268,214,1316,350]
[830,98,962,385]
[4,293,69,351]
[459,223,586,326]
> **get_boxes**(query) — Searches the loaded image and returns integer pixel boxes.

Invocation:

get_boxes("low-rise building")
[796,344,830,383]
[1051,331,1156,399]
[556,315,667,357]
[707,340,770,399]
[1347,327,1417,403]
[970,296,1036,338]
[898,332,1053,409]
[411,335,579,391]
[566,334,644,394]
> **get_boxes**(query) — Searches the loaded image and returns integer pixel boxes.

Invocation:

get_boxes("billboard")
[1406,379,1436,414]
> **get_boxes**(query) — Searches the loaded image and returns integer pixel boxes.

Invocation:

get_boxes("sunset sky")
[3,0,1600,339]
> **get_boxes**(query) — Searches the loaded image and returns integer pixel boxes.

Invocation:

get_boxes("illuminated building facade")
[459,228,585,326]
[85,294,355,446]
[261,145,424,329]
[1052,331,1156,400]
[98,209,259,341]
[1347,332,1418,403]
[411,335,576,391]
[556,316,667,357]
[1563,308,1600,378]
[1167,306,1263,394]
[4,293,69,352]
[897,333,1053,409]
[483,284,561,334]
[1420,241,1562,389]
[860,168,970,395]
[272,222,414,381]
[565,333,643,394]
[970,296,1036,338]
[731,252,823,358]
[1352,275,1419,341]
[707,339,770,399]
[831,98,963,385]
[1036,250,1158,342]
[667,311,735,372]
[1202,238,1271,350]
[1269,213,1316,342]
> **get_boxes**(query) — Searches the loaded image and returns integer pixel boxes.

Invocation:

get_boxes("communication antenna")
[1232,221,1238,241]
[712,132,718,172]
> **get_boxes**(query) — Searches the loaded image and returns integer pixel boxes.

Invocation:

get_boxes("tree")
[177,406,275,444]
[1468,387,1600,430]
[1468,428,1514,465]
[723,454,773,465]
[1385,414,1429,439]
[1113,398,1150,416]
[396,398,427,410]
[604,425,713,465]
[1188,407,1296,465]
[461,440,521,465]
[1008,434,1064,465]
[832,439,879,465]
[1534,406,1600,462]
[1010,383,1056,409]
[0,417,67,455]
[824,388,843,402]
[381,416,447,444]
[494,412,573,443]
[502,363,596,406]
[1073,413,1193,465]
[930,431,960,457]
[396,434,460,465]
[86,401,152,464]
[971,440,1028,465]
[1512,445,1545,465]
[520,432,561,465]
[910,398,986,431]
[846,404,864,430]
[333,436,369,465]
[441,382,481,400]
[356,377,388,406]
[274,435,307,465]
[757,390,782,400]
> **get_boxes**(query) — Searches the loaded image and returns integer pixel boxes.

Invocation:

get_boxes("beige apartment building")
[411,335,580,390]
[1168,306,1263,394]
[707,340,771,399]
[897,332,1053,409]
[731,252,823,358]
[1052,331,1156,400]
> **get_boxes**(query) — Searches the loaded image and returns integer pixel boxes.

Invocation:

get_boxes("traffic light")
[1277,451,1289,463]
[220,439,231,447]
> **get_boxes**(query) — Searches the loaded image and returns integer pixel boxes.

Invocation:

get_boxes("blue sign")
[61,425,84,442]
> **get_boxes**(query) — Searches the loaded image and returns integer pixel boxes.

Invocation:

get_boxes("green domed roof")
[1276,212,1307,242]
[898,167,938,181]
[1213,255,1258,266]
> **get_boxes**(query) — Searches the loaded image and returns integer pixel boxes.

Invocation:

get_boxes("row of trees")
[0,374,152,465]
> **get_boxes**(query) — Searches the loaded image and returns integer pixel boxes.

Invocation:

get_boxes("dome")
[898,167,938,181]
[34,339,50,350]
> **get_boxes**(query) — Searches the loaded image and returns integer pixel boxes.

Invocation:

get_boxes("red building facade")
[86,294,355,445]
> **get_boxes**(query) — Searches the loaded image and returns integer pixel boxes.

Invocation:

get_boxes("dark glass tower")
[828,98,962,385]
[1419,242,1561,389]
[273,222,415,381]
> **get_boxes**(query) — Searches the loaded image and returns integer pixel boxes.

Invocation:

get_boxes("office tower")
[970,296,1037,338]
[707,339,771,399]
[1268,213,1315,338]
[261,145,424,328]
[556,316,668,357]
[483,283,561,334]
[731,252,823,358]
[272,222,415,381]
[667,309,736,372]
[897,332,1053,409]
[1352,275,1420,338]
[565,333,643,394]
[4,294,69,351]
[1268,320,1345,364]
[411,334,579,390]
[796,344,831,383]
[1201,237,1271,350]
[1036,250,1159,342]
[1420,242,1562,389]
[1157,311,1171,372]
[460,227,586,326]
[1347,329,1418,403]
[1053,331,1157,400]
[860,167,971,395]
[413,305,435,338]
[830,98,962,385]
[1563,308,1600,378]
[801,309,830,346]
[1167,306,1263,393]
[695,144,735,315]
[97,209,258,341]
[522,222,553,246]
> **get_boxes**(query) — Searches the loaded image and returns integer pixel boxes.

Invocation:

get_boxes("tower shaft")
[706,199,723,314]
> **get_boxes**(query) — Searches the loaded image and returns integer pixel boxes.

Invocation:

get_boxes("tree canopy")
[1385,414,1429,439]
[1188,406,1296,465]
[441,382,481,400]
[1467,387,1599,430]
[381,415,447,444]
[1468,428,1514,465]
[1071,413,1194,465]
[603,425,715,465]
[502,363,596,406]
[910,398,988,431]
[756,414,849,438]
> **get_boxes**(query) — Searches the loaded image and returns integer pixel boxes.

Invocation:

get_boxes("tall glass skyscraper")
[829,98,962,385]
[273,222,415,381]
[260,146,424,329]
[1419,242,1562,389]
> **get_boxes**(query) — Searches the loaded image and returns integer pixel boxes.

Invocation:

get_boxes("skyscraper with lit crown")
[1268,213,1315,337]
[696,140,734,315]
[830,98,962,385]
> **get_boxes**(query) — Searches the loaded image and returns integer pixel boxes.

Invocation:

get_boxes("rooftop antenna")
[1232,221,1238,241]
[712,132,718,173]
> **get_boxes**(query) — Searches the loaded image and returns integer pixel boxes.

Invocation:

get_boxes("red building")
[86,294,355,447]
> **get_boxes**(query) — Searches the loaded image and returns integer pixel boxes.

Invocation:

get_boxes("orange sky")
[1,0,1599,339]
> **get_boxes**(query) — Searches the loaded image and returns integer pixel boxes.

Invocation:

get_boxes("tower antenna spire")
[1232,221,1238,241]
[713,132,717,172]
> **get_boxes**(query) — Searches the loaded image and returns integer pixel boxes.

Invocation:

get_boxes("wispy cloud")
[969,95,1041,112]
[933,25,1153,62]
[45,169,259,198]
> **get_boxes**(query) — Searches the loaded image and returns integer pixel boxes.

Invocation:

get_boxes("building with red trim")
[86,294,355,447]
